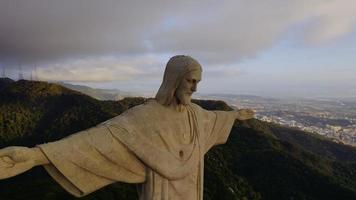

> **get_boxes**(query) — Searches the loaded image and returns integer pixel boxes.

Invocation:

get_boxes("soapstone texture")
[39,99,236,199]
[1,55,240,200]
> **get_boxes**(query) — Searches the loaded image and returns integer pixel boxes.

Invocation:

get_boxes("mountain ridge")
[0,80,356,200]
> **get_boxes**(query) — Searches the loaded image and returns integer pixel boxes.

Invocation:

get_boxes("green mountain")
[58,82,137,101]
[0,77,15,91]
[0,80,356,200]
[0,79,144,147]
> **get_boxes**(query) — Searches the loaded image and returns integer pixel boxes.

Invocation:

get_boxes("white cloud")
[37,56,147,82]
[303,0,356,44]
[1,0,355,79]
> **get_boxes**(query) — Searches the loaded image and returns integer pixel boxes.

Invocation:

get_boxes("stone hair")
[155,55,202,106]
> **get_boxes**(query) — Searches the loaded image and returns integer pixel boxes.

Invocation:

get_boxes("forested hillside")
[1,79,356,200]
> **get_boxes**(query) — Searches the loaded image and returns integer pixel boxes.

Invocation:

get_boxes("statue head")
[156,55,202,106]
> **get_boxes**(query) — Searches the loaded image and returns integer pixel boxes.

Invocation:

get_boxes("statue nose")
[191,84,197,92]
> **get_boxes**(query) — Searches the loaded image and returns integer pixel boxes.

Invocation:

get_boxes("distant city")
[53,82,356,147]
[2,74,355,147]
[200,94,356,147]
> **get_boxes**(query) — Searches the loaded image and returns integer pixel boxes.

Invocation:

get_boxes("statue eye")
[188,79,198,84]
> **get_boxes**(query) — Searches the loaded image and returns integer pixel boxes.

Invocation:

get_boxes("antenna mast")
[1,65,5,78]
[18,64,24,80]
[34,64,38,81]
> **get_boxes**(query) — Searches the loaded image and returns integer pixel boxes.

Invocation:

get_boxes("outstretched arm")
[235,109,255,120]
[0,146,49,179]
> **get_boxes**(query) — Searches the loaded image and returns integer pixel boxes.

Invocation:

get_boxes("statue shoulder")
[189,102,206,113]
[104,100,157,122]
[124,99,159,114]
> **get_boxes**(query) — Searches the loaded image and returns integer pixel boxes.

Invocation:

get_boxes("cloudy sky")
[1,0,356,98]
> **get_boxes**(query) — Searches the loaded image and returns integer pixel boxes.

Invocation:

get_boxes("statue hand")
[0,146,38,179]
[235,109,255,120]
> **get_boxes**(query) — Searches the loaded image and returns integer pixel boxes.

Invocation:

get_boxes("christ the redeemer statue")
[0,55,254,200]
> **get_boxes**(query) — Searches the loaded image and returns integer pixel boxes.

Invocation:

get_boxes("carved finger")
[0,162,32,179]
[0,147,13,157]
[0,160,14,169]
[2,156,15,164]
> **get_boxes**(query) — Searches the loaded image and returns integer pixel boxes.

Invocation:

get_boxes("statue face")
[175,70,202,105]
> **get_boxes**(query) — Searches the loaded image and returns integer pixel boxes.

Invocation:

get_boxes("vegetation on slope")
[0,80,356,200]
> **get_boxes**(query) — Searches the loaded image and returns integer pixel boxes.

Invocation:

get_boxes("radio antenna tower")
[30,68,33,81]
[18,64,24,80]
[31,64,38,81]
[1,65,5,78]
[34,64,38,81]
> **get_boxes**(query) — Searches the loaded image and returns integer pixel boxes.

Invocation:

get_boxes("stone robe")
[38,100,236,200]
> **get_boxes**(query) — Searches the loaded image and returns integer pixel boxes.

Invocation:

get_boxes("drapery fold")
[38,100,236,199]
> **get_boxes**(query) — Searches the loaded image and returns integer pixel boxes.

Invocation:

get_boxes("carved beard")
[155,55,202,106]
[176,93,191,106]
